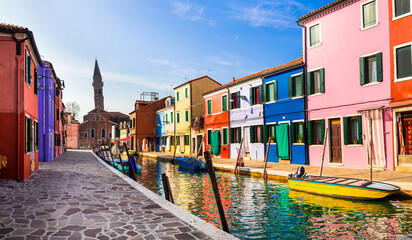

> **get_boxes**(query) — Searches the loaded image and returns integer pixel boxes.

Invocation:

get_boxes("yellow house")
[173,76,221,155]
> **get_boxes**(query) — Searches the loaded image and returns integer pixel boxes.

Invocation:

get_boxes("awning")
[120,136,130,141]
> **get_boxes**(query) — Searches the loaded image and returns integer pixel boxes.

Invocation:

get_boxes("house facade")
[164,103,175,154]
[298,0,394,170]
[156,97,175,153]
[389,0,412,170]
[203,88,230,158]
[64,112,79,149]
[54,78,64,157]
[263,58,306,164]
[156,109,166,152]
[228,76,265,161]
[129,100,152,151]
[0,23,43,180]
[173,76,221,155]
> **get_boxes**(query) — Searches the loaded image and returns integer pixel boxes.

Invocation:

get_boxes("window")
[177,92,180,101]
[166,114,168,124]
[207,129,212,144]
[84,132,87,138]
[91,129,95,139]
[308,120,325,145]
[133,118,135,128]
[250,86,262,105]
[184,135,189,145]
[34,71,38,95]
[230,127,241,143]
[185,87,188,98]
[265,82,277,102]
[25,117,32,152]
[102,129,106,138]
[289,74,304,98]
[250,125,263,143]
[309,24,320,47]
[344,116,363,145]
[394,0,411,18]
[395,44,412,80]
[185,110,189,122]
[25,50,32,85]
[360,53,382,85]
[222,95,228,112]
[291,122,304,144]
[171,112,174,123]
[177,112,180,123]
[57,108,59,121]
[171,136,174,146]
[176,136,180,145]
[307,69,325,94]
[222,128,228,145]
[99,89,102,95]
[207,100,212,115]
[34,121,39,150]
[230,92,240,109]
[266,124,276,143]
[362,0,377,29]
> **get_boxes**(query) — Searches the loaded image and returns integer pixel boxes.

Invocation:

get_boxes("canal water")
[128,156,412,239]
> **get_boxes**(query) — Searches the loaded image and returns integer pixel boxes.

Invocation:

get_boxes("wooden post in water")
[319,128,328,177]
[161,173,174,203]
[123,142,137,180]
[102,140,110,162]
[263,137,271,179]
[173,136,178,162]
[196,137,204,158]
[105,139,117,168]
[234,138,244,175]
[369,117,373,182]
[204,151,230,233]
[107,140,126,175]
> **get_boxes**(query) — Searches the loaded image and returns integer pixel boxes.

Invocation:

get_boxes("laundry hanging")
[276,124,290,159]
[211,130,221,155]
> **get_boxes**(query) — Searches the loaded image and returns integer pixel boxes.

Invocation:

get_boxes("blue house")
[263,58,306,164]
[155,97,175,152]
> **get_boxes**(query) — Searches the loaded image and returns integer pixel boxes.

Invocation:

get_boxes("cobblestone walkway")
[0,150,210,240]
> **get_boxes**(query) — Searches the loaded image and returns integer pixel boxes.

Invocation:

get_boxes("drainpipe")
[227,86,231,158]
[260,77,266,159]
[297,21,308,165]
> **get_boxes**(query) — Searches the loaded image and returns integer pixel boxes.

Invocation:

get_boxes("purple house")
[38,61,56,162]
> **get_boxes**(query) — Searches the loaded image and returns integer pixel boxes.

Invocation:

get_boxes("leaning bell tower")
[93,59,104,110]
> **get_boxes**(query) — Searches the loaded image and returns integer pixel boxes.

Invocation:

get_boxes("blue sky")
[0,0,330,119]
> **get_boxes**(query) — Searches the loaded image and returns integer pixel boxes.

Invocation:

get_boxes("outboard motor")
[289,166,305,179]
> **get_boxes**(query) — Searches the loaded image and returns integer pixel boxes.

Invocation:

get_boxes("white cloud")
[170,1,215,26]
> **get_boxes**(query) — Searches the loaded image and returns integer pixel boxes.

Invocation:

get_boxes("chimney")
[233,77,235,82]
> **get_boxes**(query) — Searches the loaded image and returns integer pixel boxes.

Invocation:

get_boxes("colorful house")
[156,98,175,153]
[228,75,265,161]
[263,58,306,164]
[54,77,64,157]
[0,23,43,180]
[63,112,80,149]
[173,76,221,155]
[38,61,57,162]
[156,108,166,152]
[203,87,230,158]
[129,100,152,151]
[298,0,394,170]
[389,0,412,170]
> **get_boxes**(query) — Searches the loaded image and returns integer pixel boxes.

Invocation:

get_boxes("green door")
[211,130,221,155]
[276,124,290,159]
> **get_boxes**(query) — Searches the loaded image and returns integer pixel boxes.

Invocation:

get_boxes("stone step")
[396,165,412,172]
[399,155,412,165]
[279,159,291,164]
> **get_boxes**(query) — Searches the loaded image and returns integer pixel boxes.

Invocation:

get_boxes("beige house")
[173,76,221,155]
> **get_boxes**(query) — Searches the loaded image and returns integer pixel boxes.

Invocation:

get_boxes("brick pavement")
[0,150,220,240]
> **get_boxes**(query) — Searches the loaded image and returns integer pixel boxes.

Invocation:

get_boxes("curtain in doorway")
[364,110,385,167]
[166,137,170,151]
[211,130,221,155]
[398,113,406,155]
[276,124,290,159]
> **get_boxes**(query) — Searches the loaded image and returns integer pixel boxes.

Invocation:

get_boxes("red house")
[0,23,43,180]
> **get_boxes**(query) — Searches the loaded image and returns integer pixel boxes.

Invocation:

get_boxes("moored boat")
[288,167,400,200]
[176,157,207,171]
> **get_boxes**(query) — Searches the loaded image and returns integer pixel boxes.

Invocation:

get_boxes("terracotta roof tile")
[173,75,221,90]
[203,57,304,96]
[0,23,28,33]
[297,0,348,23]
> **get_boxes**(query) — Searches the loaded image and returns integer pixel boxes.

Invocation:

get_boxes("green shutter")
[300,75,304,96]
[25,52,29,83]
[230,94,234,109]
[260,125,264,143]
[360,57,365,85]
[171,113,173,123]
[238,127,241,143]
[250,88,254,105]
[274,81,278,100]
[343,117,349,145]
[34,71,38,95]
[177,92,179,101]
[166,114,168,123]
[290,123,295,143]
[288,77,293,97]
[320,119,325,144]
[250,126,254,143]
[259,85,263,104]
[307,121,312,145]
[357,115,363,145]
[28,56,32,85]
[264,125,268,143]
[237,92,240,107]
[25,117,29,152]
[320,68,325,93]
[222,95,228,111]
[376,52,383,82]
[307,72,312,95]
[230,128,234,143]
[263,84,267,102]
[207,100,212,114]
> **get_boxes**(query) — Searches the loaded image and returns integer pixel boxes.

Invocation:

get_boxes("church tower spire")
[92,59,104,110]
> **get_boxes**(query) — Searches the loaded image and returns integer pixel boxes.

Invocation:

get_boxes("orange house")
[203,86,230,158]
[389,1,412,170]
[0,23,43,180]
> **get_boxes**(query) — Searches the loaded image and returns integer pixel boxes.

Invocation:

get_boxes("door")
[403,117,412,155]
[31,123,35,172]
[243,126,250,154]
[330,119,342,163]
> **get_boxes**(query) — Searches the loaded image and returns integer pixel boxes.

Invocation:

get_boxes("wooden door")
[330,119,342,163]
[403,118,412,155]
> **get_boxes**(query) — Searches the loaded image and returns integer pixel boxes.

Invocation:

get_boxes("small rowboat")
[176,157,207,171]
[288,167,400,200]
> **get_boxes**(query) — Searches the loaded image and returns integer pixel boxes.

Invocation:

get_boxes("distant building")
[54,72,64,157]
[79,60,129,147]
[64,112,80,149]
[155,97,175,152]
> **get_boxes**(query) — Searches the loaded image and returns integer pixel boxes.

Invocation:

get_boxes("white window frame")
[206,99,212,115]
[392,0,412,20]
[308,22,321,49]
[361,51,381,86]
[221,94,228,112]
[394,42,412,82]
[222,127,229,145]
[185,110,189,122]
[291,73,304,98]
[266,123,277,145]
[361,0,379,31]
[207,129,212,145]
[185,87,189,98]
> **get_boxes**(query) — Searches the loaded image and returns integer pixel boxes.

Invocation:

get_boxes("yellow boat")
[288,167,400,200]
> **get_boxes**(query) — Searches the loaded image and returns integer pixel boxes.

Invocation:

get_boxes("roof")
[173,75,221,90]
[203,57,304,96]
[297,0,347,23]
[93,60,101,77]
[0,23,43,67]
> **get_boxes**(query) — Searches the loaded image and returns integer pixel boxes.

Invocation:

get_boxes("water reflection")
[126,155,412,239]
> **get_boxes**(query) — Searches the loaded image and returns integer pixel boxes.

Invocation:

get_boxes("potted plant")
[0,154,7,174]
[297,134,303,143]
[315,138,321,145]
[353,137,359,144]
[270,137,275,143]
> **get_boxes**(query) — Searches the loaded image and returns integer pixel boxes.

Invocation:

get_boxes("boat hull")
[288,179,398,200]
[177,159,202,171]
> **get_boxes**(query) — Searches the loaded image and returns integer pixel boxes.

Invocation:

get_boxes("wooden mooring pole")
[123,143,138,181]
[369,117,373,182]
[204,151,230,233]
[105,139,117,170]
[319,128,328,177]
[234,138,244,175]
[161,173,174,203]
[263,137,271,179]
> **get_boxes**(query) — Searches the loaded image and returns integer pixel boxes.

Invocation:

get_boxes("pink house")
[298,0,394,170]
